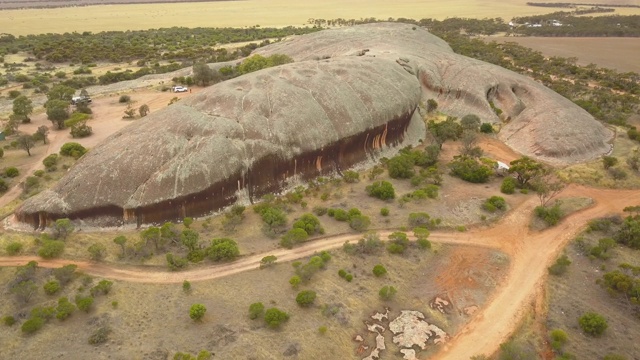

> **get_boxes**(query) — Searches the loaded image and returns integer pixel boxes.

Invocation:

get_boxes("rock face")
[16,23,612,227]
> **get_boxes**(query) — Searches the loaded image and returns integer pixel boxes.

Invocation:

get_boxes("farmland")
[487,36,640,72]
[5,0,640,36]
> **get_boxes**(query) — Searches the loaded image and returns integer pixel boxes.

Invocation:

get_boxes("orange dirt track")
[0,184,638,358]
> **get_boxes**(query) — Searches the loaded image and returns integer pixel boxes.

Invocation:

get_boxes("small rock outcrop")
[15,23,612,227]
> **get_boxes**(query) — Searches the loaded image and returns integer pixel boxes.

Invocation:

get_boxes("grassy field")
[0,0,624,36]
[488,36,640,73]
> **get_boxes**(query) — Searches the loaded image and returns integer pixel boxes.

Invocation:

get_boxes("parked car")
[71,96,92,105]
[172,86,188,93]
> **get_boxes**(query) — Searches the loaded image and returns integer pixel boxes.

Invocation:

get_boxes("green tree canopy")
[12,95,33,122]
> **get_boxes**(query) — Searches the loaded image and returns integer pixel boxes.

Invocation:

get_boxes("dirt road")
[1,184,638,358]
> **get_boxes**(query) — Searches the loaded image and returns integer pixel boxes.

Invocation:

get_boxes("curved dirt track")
[1,184,639,358]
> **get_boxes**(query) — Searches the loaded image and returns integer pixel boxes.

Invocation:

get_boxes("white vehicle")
[173,86,188,93]
[71,96,92,105]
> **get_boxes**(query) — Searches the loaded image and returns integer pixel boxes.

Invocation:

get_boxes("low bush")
[366,181,395,200]
[295,290,317,307]
[5,167,19,178]
[548,254,571,276]
[379,285,397,301]
[483,196,507,212]
[535,204,563,226]
[21,317,44,334]
[372,264,387,277]
[38,240,65,259]
[264,307,289,328]
[60,142,87,158]
[500,177,517,194]
[6,241,23,255]
[118,95,131,103]
[43,280,60,295]
[249,302,264,320]
[578,312,607,336]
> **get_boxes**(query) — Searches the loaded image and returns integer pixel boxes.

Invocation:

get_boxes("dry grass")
[0,242,509,359]
[3,0,629,36]
[546,234,640,359]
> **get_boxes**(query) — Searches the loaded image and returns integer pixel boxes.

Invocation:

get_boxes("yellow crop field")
[6,0,640,35]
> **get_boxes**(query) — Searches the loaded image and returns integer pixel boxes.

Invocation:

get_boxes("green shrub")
[602,156,618,169]
[372,264,387,277]
[5,167,19,177]
[249,302,264,320]
[379,285,397,301]
[416,238,432,249]
[448,156,493,183]
[76,296,94,312]
[280,228,309,249]
[90,279,113,296]
[63,112,90,128]
[55,297,76,320]
[88,326,111,344]
[60,142,87,158]
[259,255,277,268]
[343,170,360,183]
[535,204,563,226]
[332,208,350,221]
[182,280,191,293]
[380,207,390,216]
[3,316,16,326]
[289,275,301,288]
[387,154,415,179]
[349,215,371,231]
[189,304,206,321]
[345,274,353,282]
[549,329,568,351]
[38,240,65,259]
[21,317,44,334]
[43,280,60,295]
[295,290,317,307]
[6,241,23,255]
[338,269,347,278]
[0,178,8,192]
[313,206,327,216]
[318,325,328,334]
[264,307,289,328]
[578,312,607,336]
[292,213,324,235]
[483,196,507,212]
[548,254,571,276]
[207,238,239,261]
[387,232,410,254]
[500,177,517,194]
[43,153,59,170]
[366,181,395,200]
[480,123,493,133]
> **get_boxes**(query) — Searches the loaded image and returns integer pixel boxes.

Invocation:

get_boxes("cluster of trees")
[512,14,640,36]
[280,213,324,248]
[5,261,113,336]
[0,27,318,64]
[326,207,371,232]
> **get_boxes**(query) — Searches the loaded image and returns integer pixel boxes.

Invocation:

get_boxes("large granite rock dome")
[16,23,612,228]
